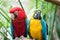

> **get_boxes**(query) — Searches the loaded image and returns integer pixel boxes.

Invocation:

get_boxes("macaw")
[29,10,47,40]
[9,7,27,39]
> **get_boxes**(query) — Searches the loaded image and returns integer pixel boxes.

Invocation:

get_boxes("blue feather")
[41,19,47,40]
[10,21,14,39]
[26,19,30,35]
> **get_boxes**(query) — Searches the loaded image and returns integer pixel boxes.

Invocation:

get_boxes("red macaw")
[9,7,27,39]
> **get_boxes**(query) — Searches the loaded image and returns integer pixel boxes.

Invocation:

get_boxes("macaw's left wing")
[10,20,14,39]
[41,19,47,40]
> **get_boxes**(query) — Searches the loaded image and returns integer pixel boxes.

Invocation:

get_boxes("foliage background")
[0,0,59,40]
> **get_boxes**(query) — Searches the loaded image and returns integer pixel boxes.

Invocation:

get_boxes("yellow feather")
[29,18,43,40]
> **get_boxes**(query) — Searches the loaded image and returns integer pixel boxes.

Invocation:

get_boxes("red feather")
[10,7,27,38]
[9,7,24,13]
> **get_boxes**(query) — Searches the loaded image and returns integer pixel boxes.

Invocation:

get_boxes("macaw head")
[9,7,26,20]
[33,10,42,20]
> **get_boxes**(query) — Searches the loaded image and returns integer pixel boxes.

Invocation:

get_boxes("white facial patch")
[11,14,14,20]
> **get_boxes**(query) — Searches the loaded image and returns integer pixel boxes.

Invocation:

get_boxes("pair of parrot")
[9,7,47,40]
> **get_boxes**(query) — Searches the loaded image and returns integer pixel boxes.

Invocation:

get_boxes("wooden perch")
[45,0,60,5]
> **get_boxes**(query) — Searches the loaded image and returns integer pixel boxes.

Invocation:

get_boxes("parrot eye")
[14,11,18,19]
[33,13,38,19]
[14,11,18,15]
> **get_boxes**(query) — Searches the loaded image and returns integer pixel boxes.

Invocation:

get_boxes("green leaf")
[0,31,10,40]
[0,6,10,20]
[0,22,12,37]
[0,12,10,23]
[56,16,60,38]
[0,23,2,28]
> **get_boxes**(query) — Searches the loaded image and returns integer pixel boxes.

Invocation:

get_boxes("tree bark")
[45,0,60,5]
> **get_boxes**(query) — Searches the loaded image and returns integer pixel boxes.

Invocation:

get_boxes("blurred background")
[0,0,60,40]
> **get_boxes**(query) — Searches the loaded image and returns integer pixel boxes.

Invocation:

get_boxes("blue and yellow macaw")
[28,10,47,40]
